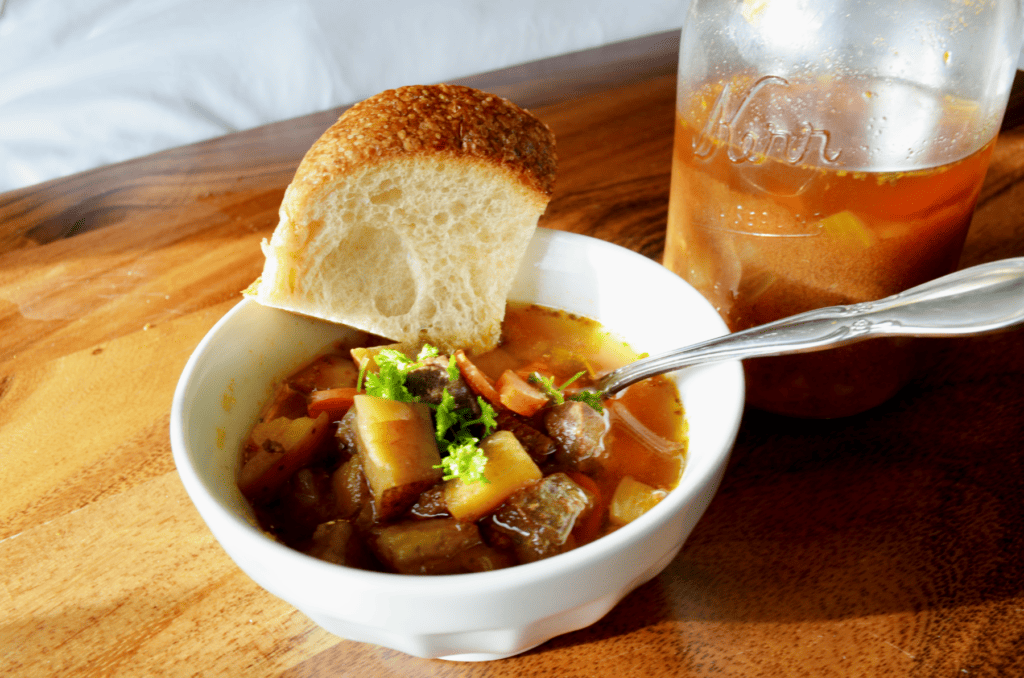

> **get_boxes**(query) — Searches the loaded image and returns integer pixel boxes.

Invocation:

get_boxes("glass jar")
[665,0,1024,417]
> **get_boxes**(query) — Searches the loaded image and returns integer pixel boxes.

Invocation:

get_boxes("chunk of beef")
[496,410,556,465]
[304,520,355,565]
[544,401,608,473]
[405,356,481,416]
[408,483,450,519]
[370,518,512,574]
[273,467,337,542]
[482,473,589,563]
[305,520,378,569]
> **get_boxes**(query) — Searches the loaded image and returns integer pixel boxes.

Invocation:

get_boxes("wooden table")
[2,30,1023,677]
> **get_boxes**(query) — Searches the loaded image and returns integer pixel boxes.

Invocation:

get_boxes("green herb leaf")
[436,435,490,483]
[359,344,495,485]
[434,389,460,443]
[529,372,563,404]
[568,389,605,413]
[416,344,440,361]
[432,393,496,484]
[529,370,605,413]
[468,397,498,434]
[529,370,589,406]
[363,349,418,402]
[356,361,368,393]
[363,347,439,402]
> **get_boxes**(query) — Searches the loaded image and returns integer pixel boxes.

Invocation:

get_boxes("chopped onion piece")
[608,400,684,456]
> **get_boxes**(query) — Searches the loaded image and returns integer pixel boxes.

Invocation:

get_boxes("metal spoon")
[594,257,1024,396]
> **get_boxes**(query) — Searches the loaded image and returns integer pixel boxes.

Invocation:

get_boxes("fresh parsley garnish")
[434,389,462,442]
[446,354,459,382]
[529,371,580,404]
[529,370,605,413]
[437,435,490,484]
[361,349,419,402]
[433,391,496,483]
[358,343,496,483]
[417,345,440,361]
[569,389,605,412]
[359,345,442,402]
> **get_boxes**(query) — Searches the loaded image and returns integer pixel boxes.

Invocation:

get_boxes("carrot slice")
[566,471,605,546]
[496,370,549,417]
[454,349,502,408]
[307,387,359,419]
[513,361,550,381]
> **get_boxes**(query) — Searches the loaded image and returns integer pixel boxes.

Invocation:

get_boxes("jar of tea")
[665,0,1024,417]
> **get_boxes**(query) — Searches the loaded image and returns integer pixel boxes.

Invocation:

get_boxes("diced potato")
[608,476,667,526]
[254,414,332,450]
[820,210,878,250]
[350,347,374,372]
[289,353,360,392]
[237,412,331,504]
[331,456,370,520]
[371,518,493,574]
[444,431,542,521]
[353,394,442,521]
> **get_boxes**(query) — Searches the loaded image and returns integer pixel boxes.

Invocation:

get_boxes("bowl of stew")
[170,227,744,661]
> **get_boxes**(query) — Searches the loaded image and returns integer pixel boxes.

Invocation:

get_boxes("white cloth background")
[2,0,1021,194]
[0,0,690,192]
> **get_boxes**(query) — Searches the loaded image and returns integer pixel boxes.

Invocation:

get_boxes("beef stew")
[238,303,687,574]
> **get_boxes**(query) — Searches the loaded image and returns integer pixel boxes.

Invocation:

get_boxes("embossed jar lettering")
[693,76,841,169]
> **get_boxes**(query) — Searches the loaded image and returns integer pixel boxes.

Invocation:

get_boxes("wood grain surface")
[2,30,1023,677]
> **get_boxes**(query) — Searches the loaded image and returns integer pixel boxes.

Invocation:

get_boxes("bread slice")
[249,84,557,354]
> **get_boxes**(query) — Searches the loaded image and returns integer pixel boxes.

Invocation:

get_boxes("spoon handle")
[597,257,1024,395]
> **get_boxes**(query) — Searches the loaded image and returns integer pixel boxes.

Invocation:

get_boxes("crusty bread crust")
[251,84,557,354]
[291,84,556,200]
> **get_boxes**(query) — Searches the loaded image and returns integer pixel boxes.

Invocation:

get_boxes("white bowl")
[170,227,744,661]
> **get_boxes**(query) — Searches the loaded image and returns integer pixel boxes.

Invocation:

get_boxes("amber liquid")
[665,77,996,417]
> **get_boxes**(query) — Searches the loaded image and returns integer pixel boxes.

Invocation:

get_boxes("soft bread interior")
[256,154,547,353]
